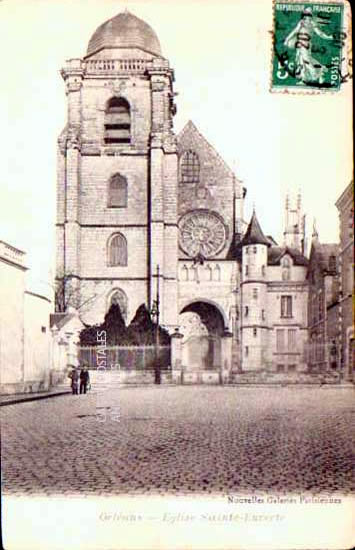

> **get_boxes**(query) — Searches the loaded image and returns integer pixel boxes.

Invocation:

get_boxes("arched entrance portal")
[179,301,225,371]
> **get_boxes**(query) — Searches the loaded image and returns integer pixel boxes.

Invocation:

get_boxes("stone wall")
[23,292,52,392]
[0,241,53,395]
[336,182,354,379]
[0,245,26,393]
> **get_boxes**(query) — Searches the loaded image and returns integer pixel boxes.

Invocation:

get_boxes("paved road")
[2,386,354,496]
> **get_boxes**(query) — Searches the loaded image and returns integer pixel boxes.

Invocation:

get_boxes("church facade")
[56,11,309,375]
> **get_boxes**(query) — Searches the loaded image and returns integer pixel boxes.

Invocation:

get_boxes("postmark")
[271,1,347,92]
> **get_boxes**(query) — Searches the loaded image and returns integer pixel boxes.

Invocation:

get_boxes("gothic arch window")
[104,97,131,144]
[180,150,200,184]
[108,174,127,207]
[108,288,128,321]
[108,233,127,266]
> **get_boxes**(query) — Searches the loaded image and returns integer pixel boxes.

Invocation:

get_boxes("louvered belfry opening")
[104,97,131,144]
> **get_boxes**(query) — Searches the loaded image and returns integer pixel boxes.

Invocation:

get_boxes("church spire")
[312,218,319,243]
[283,191,303,251]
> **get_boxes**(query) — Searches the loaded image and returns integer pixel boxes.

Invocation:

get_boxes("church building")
[56,11,309,376]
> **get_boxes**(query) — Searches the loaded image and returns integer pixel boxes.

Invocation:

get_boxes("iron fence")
[79,345,171,371]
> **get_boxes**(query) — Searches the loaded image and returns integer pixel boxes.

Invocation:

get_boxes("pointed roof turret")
[241,210,270,247]
[312,218,319,242]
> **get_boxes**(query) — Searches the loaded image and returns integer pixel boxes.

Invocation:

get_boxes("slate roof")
[50,312,77,330]
[228,239,308,266]
[267,235,278,246]
[240,211,270,247]
[268,246,308,266]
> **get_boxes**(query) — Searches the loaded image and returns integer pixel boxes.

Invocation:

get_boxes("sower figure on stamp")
[68,366,79,395]
[284,7,332,85]
[79,366,90,394]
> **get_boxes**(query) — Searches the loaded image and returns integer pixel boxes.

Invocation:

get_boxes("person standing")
[79,366,90,394]
[68,367,79,395]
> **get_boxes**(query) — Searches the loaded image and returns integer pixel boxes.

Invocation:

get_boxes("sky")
[0,0,352,297]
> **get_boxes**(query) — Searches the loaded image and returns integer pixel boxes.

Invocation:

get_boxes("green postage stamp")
[272,2,346,91]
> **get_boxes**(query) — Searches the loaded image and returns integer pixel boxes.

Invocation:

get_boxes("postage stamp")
[271,1,346,92]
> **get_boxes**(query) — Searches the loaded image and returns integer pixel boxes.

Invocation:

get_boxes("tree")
[79,303,128,346]
[104,303,127,345]
[55,272,97,313]
[126,304,155,344]
[79,303,171,346]
[127,304,170,345]
[79,323,102,346]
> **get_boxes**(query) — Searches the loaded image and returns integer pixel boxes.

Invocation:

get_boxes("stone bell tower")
[56,11,179,329]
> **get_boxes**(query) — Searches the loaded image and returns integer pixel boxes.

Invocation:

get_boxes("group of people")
[68,366,90,395]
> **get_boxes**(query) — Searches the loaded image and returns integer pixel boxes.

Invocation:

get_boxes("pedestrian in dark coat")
[68,367,79,395]
[79,366,90,394]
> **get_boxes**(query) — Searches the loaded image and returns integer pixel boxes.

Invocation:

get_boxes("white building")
[0,240,53,394]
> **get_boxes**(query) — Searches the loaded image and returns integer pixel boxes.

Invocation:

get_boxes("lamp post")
[150,265,161,385]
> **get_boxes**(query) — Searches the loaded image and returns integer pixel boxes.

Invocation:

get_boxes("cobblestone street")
[2,386,354,496]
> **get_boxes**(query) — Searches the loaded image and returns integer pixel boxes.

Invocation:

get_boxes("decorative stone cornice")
[65,80,83,94]
[61,58,84,78]
[61,59,85,95]
[147,64,175,83]
[66,125,81,151]
[0,240,27,270]
[149,131,177,153]
[108,78,128,95]
[80,144,101,156]
[162,133,178,153]
[151,79,165,92]
[150,132,163,148]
